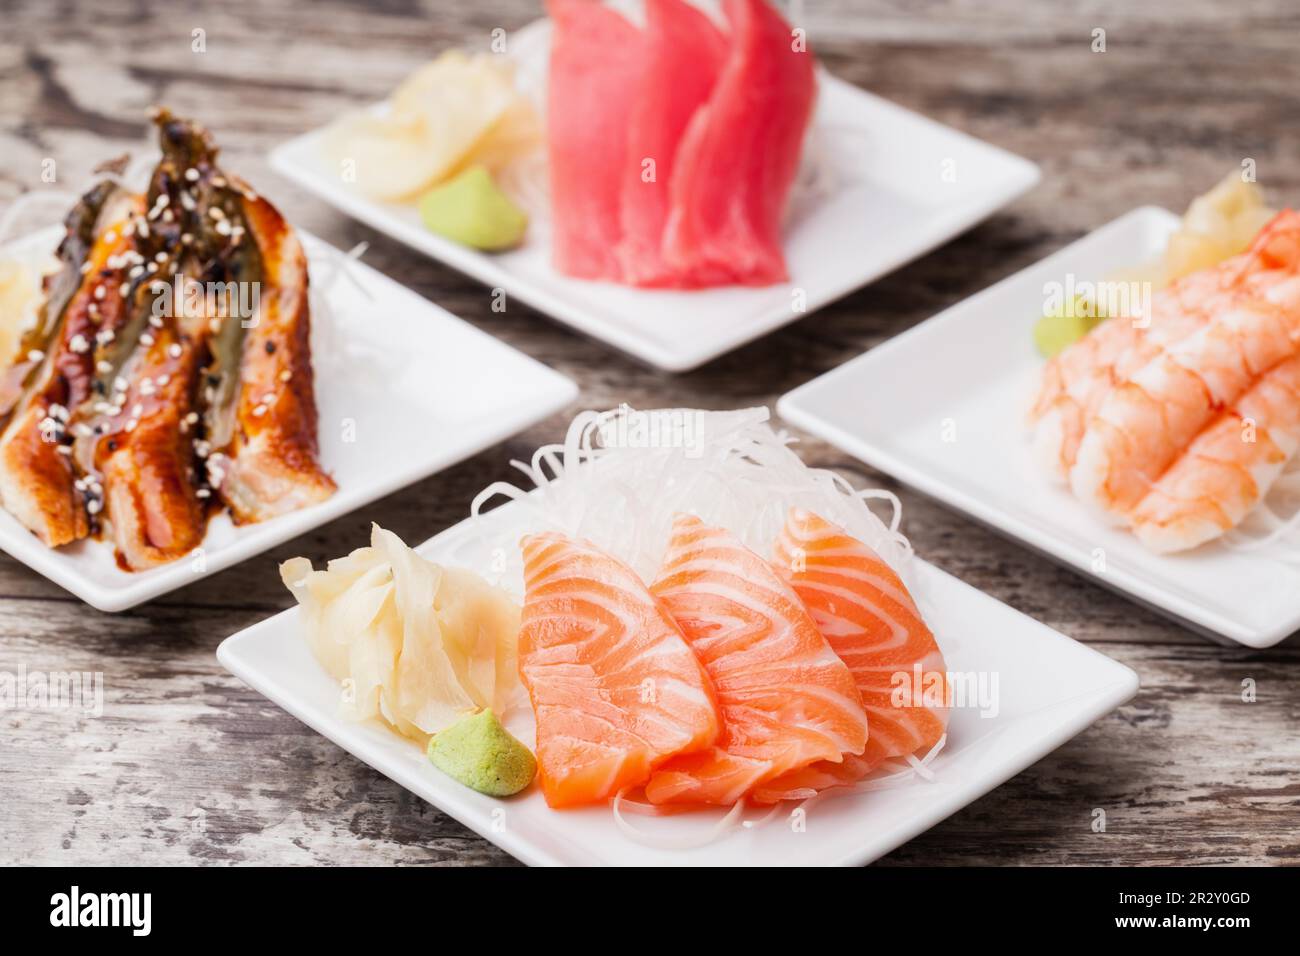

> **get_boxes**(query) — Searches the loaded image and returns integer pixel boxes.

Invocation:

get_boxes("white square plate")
[0,227,576,612]
[218,495,1137,867]
[779,206,1300,648]
[270,74,1039,372]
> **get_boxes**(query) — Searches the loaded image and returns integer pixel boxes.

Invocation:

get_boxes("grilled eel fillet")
[0,186,141,546]
[0,111,334,568]
[90,112,233,568]
[216,186,336,523]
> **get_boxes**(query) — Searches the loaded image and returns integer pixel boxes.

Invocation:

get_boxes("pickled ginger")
[281,524,521,742]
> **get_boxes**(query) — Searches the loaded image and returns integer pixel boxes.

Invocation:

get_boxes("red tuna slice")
[661,0,816,287]
[614,0,728,287]
[546,0,646,279]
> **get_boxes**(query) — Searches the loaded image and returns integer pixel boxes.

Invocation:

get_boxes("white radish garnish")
[462,405,916,599]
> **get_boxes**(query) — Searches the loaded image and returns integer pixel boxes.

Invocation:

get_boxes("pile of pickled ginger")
[281,524,521,742]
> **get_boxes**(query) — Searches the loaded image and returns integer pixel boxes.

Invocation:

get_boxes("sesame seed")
[27,349,43,363]
[167,344,183,359]
[185,168,200,182]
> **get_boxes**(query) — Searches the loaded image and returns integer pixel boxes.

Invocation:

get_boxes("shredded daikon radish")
[458,405,916,600]
[1223,464,1300,561]
[612,791,748,850]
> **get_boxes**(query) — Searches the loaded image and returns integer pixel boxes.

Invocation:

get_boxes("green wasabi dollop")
[1033,296,1106,358]
[418,166,528,251]
[426,709,536,797]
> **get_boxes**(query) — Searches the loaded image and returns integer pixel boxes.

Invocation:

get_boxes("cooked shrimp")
[1030,265,1257,479]
[1131,352,1300,552]
[1068,211,1300,521]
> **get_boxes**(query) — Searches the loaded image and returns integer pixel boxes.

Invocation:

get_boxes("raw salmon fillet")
[643,514,868,806]
[753,509,949,803]
[518,532,719,808]
[614,0,728,286]
[546,0,645,279]
[661,0,816,286]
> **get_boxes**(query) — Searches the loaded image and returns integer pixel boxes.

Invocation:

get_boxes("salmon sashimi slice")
[751,509,949,804]
[545,0,645,280]
[643,513,868,806]
[1070,210,1300,523]
[614,0,728,287]
[660,0,816,286]
[518,532,719,809]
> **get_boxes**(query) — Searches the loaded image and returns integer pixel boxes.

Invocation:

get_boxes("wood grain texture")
[1,0,1298,866]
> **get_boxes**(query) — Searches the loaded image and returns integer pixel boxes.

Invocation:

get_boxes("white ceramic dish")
[0,227,576,611]
[779,205,1300,648]
[218,495,1138,867]
[269,74,1039,372]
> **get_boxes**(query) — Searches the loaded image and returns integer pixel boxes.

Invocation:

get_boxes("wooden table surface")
[2,0,1298,866]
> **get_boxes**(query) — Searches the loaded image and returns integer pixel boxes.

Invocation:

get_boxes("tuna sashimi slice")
[752,509,950,804]
[545,0,645,279]
[518,532,719,808]
[660,0,816,286]
[614,0,728,286]
[644,514,868,806]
